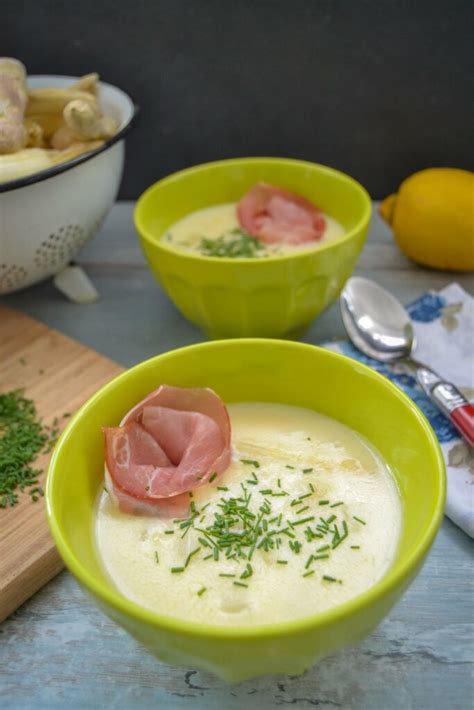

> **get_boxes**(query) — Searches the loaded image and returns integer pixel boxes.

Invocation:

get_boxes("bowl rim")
[134,157,372,265]
[0,74,138,195]
[46,339,446,641]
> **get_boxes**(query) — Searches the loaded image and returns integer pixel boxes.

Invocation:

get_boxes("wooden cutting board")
[0,306,123,622]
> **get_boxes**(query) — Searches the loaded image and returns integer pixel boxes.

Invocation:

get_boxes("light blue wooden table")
[1,203,472,710]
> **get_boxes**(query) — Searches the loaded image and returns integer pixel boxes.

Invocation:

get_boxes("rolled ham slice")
[103,385,231,517]
[237,182,326,245]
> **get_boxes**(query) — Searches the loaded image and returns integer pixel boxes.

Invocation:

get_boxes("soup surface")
[162,204,345,257]
[96,402,401,626]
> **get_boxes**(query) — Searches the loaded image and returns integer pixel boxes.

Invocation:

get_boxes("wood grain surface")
[0,306,123,622]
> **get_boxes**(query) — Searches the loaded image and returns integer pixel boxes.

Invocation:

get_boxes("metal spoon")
[340,276,474,446]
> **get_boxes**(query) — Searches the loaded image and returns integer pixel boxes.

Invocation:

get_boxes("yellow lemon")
[380,168,474,271]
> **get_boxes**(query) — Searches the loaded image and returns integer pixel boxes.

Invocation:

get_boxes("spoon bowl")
[340,277,415,362]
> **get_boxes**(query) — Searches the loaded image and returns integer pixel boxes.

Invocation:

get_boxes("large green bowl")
[134,158,371,339]
[46,340,445,682]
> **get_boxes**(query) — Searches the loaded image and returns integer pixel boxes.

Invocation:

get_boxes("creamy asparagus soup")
[163,203,345,257]
[97,402,401,626]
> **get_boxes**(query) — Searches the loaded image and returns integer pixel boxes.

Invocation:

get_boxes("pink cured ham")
[103,385,231,517]
[237,182,326,245]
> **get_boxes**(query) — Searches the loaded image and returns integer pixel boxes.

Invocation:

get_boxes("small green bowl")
[134,158,371,339]
[46,340,445,682]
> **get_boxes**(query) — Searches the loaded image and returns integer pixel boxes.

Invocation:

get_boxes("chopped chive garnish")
[317,544,330,552]
[277,478,281,488]
[217,486,229,491]
[171,567,184,573]
[353,516,366,525]
[219,573,236,578]
[185,547,200,567]
[197,587,207,596]
[285,465,295,470]
[303,570,315,578]
[309,483,315,492]
[350,545,360,549]
[323,575,341,583]
[289,540,302,553]
[290,516,315,526]
[295,506,310,515]
[209,472,218,483]
[298,492,312,501]
[330,501,344,508]
[203,553,213,560]
[318,500,330,506]
[241,563,253,578]
[313,553,330,560]
[342,520,349,536]
[326,514,336,524]
[233,581,248,588]
[154,551,159,564]
[302,468,313,474]
[164,530,174,535]
[305,555,314,569]
[241,459,260,468]
[277,560,288,565]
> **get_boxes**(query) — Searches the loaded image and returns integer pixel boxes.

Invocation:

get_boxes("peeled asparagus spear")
[0,140,103,183]
[70,73,99,95]
[0,58,28,153]
[51,99,117,148]
[26,87,95,117]
[24,118,45,148]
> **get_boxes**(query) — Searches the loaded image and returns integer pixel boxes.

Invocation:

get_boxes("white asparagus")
[0,58,27,154]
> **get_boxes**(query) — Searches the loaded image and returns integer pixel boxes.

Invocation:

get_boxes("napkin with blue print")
[324,283,474,538]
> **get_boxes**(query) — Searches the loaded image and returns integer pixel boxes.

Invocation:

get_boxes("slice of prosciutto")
[237,182,326,245]
[103,385,231,517]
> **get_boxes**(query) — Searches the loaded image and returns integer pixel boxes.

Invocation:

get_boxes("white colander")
[0,75,136,295]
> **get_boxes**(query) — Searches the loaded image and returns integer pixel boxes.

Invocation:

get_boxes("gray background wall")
[3,0,472,199]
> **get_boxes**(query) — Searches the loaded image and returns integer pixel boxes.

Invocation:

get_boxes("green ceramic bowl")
[134,158,371,339]
[46,340,445,682]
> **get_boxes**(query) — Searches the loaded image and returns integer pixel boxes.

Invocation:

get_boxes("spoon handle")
[417,368,474,447]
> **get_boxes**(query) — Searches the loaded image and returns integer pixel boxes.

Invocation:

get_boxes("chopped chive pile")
[199,229,265,258]
[155,453,369,594]
[0,389,63,508]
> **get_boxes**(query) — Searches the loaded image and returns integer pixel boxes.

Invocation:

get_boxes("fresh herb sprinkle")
[0,389,60,508]
[323,575,342,584]
[199,229,264,259]
[241,459,260,468]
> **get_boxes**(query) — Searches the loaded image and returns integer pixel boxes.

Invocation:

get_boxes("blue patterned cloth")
[338,340,458,444]
[324,283,474,538]
[406,293,447,323]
